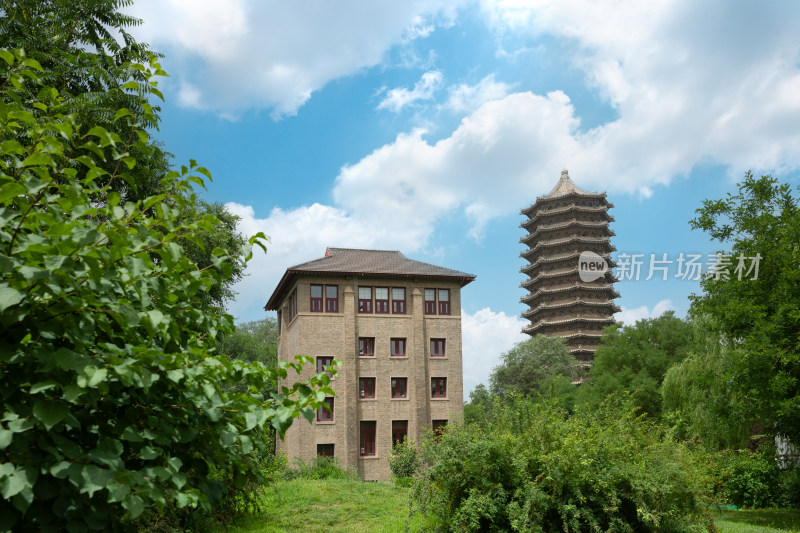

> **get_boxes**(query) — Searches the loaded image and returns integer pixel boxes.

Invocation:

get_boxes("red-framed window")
[316,356,334,376]
[310,284,323,312]
[360,421,376,456]
[317,397,334,421]
[358,337,375,357]
[359,377,376,399]
[430,338,445,357]
[358,287,372,313]
[392,420,408,447]
[432,419,448,440]
[391,287,406,314]
[391,377,407,399]
[431,377,447,398]
[317,444,334,457]
[438,289,451,315]
[390,338,406,357]
[424,289,436,315]
[375,287,389,314]
[325,285,338,313]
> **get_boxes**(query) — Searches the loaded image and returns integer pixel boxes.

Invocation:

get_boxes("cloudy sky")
[125,0,800,397]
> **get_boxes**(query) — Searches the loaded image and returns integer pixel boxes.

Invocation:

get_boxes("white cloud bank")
[333,0,800,237]
[462,308,528,398]
[127,0,462,116]
[614,299,675,325]
[378,71,444,113]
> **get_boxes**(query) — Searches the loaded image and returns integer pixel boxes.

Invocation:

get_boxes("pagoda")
[519,169,619,364]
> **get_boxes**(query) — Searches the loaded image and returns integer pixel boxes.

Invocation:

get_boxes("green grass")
[229,478,425,533]
[228,478,800,533]
[714,509,800,533]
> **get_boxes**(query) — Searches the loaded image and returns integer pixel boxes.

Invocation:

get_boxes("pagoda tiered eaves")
[520,170,619,360]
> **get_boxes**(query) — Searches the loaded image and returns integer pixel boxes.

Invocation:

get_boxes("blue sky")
[125,0,800,396]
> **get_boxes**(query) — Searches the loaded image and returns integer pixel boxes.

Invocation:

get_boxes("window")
[359,377,375,399]
[391,287,406,314]
[424,289,436,315]
[375,287,389,314]
[358,287,372,313]
[430,338,445,357]
[316,356,334,376]
[358,337,375,357]
[431,377,447,398]
[438,289,450,315]
[286,289,298,323]
[392,420,408,447]
[360,421,376,456]
[432,420,448,438]
[325,285,338,313]
[390,338,406,357]
[310,284,323,312]
[317,397,334,421]
[317,444,334,457]
[391,377,407,399]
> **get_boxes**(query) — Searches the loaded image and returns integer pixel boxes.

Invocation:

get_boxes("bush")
[708,448,782,509]
[283,456,356,481]
[388,438,420,486]
[411,395,712,532]
[0,50,336,531]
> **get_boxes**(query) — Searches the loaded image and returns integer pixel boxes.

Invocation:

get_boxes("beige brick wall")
[275,276,464,481]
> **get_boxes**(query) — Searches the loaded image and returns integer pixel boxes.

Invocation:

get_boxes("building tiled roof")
[265,247,475,310]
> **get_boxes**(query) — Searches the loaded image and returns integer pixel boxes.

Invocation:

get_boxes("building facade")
[265,248,475,481]
[520,170,619,363]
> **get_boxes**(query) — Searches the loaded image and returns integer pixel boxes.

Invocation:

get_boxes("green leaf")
[122,494,145,519]
[0,50,13,65]
[0,284,24,312]
[0,428,11,450]
[32,400,69,430]
[113,108,132,122]
[21,152,53,167]
[80,465,112,497]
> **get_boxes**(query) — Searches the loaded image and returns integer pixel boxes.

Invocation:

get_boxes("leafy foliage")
[0,49,336,531]
[577,311,695,419]
[690,172,800,445]
[411,395,711,532]
[661,321,751,450]
[489,335,580,397]
[388,437,420,486]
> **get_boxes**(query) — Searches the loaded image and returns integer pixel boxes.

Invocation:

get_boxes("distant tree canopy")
[577,311,695,419]
[489,335,580,397]
[690,172,800,444]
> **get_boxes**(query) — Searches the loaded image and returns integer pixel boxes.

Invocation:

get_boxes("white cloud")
[461,308,528,398]
[127,0,463,116]
[223,201,432,322]
[378,71,445,113]
[445,74,514,113]
[331,0,800,239]
[613,299,674,325]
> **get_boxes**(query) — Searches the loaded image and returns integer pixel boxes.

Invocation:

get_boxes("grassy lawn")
[715,509,800,533]
[229,478,800,533]
[229,478,424,533]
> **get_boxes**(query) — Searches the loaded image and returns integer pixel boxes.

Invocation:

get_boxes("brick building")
[265,247,475,481]
[520,170,619,363]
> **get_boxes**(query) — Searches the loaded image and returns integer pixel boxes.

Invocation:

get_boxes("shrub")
[411,395,712,532]
[388,438,420,486]
[283,456,356,481]
[709,448,782,509]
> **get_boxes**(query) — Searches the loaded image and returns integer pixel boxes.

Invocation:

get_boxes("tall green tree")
[577,312,695,419]
[0,0,248,309]
[0,49,335,531]
[489,335,580,397]
[690,172,800,444]
[661,321,751,450]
